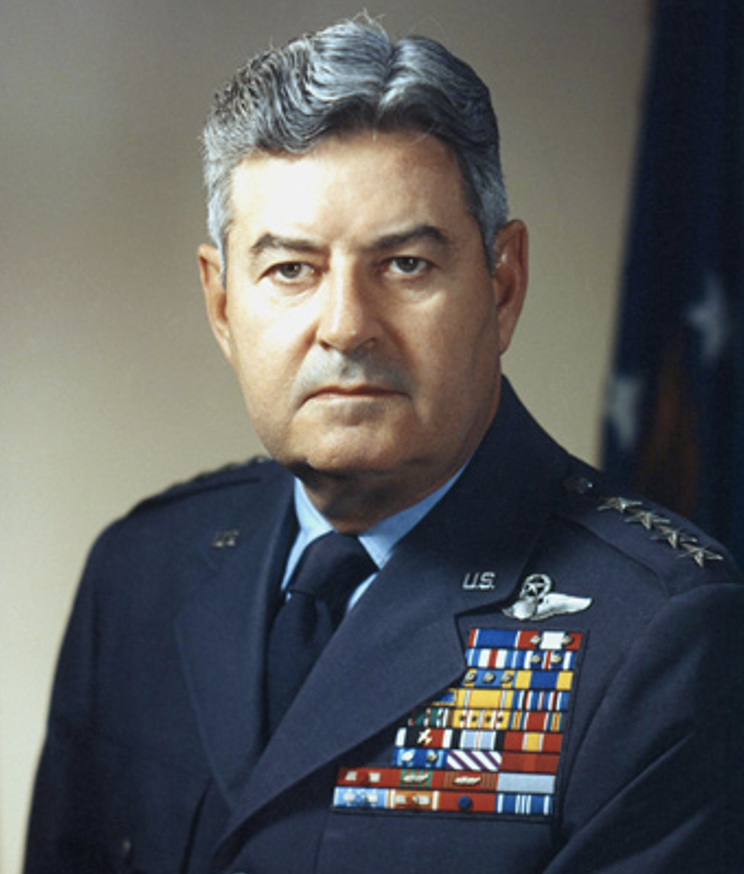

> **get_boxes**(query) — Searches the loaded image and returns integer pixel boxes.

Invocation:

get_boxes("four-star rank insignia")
[597,496,725,566]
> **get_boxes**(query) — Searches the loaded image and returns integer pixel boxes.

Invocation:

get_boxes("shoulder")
[77,455,292,599]
[126,455,284,516]
[553,457,742,595]
[90,455,290,555]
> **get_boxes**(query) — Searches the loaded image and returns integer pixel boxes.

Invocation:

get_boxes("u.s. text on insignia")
[502,574,592,622]
[462,571,498,591]
[333,629,584,819]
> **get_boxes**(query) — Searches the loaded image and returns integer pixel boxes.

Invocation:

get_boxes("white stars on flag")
[686,271,730,366]
[604,374,644,453]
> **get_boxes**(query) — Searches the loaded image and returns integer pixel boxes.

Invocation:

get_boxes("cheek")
[430,306,500,380]
[227,320,275,399]
[227,311,310,425]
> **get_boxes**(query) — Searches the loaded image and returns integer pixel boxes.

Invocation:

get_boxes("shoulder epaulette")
[127,455,277,516]
[557,462,741,592]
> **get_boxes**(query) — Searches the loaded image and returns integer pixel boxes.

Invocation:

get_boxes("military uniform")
[25,381,744,873]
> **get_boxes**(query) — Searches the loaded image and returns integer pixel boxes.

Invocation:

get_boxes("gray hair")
[201,16,508,274]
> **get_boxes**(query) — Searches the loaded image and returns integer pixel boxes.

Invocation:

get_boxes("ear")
[198,244,234,364]
[491,219,528,355]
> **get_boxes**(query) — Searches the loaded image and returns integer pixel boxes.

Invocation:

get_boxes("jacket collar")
[174,465,296,801]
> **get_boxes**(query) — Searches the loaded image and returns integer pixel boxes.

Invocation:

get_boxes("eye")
[388,256,429,276]
[271,262,311,280]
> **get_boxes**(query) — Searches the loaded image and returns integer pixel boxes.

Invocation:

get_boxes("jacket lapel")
[221,382,571,831]
[174,466,295,803]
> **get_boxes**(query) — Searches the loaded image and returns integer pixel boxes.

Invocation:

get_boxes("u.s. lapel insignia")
[462,571,498,591]
[502,574,592,622]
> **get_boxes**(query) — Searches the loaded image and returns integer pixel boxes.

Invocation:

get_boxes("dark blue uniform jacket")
[25,382,744,873]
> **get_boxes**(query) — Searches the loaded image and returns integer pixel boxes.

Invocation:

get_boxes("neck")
[292,453,474,534]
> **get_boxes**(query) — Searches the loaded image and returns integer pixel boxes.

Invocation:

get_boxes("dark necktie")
[266,531,376,734]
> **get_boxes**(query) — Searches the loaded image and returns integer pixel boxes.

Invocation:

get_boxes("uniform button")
[119,837,133,862]
[563,474,593,495]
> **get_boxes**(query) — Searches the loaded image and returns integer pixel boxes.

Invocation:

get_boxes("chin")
[310,452,401,478]
[296,441,409,481]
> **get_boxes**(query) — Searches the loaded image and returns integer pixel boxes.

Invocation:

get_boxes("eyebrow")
[248,224,453,259]
[367,224,453,253]
[250,233,321,256]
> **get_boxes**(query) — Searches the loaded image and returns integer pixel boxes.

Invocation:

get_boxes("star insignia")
[651,525,696,549]
[678,543,724,567]
[625,509,670,530]
[598,496,643,514]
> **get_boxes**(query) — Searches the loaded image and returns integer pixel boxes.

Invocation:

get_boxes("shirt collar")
[283,466,465,587]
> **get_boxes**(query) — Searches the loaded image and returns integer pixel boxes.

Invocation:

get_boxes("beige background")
[1,1,650,870]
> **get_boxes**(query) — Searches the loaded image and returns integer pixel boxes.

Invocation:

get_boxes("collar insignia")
[211,529,240,548]
[503,574,592,622]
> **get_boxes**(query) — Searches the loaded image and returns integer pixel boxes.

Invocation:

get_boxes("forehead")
[228,131,474,243]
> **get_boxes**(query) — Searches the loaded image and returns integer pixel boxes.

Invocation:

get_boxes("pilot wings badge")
[503,574,592,622]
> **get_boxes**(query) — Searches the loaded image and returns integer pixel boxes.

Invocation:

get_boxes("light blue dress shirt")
[281,470,464,611]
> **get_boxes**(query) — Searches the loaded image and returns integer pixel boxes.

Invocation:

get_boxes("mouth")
[308,385,402,401]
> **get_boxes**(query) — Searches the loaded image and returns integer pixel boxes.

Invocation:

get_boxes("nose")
[316,264,379,353]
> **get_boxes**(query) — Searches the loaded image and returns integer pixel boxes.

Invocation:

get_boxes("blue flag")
[602,0,744,566]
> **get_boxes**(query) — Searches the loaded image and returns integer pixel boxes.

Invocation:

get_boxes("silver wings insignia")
[503,574,592,622]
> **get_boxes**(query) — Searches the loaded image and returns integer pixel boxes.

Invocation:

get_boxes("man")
[25,16,744,874]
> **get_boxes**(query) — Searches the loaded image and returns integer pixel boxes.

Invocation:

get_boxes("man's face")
[200,131,527,515]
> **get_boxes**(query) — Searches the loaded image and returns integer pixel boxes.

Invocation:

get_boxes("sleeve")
[23,534,116,874]
[544,582,744,874]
